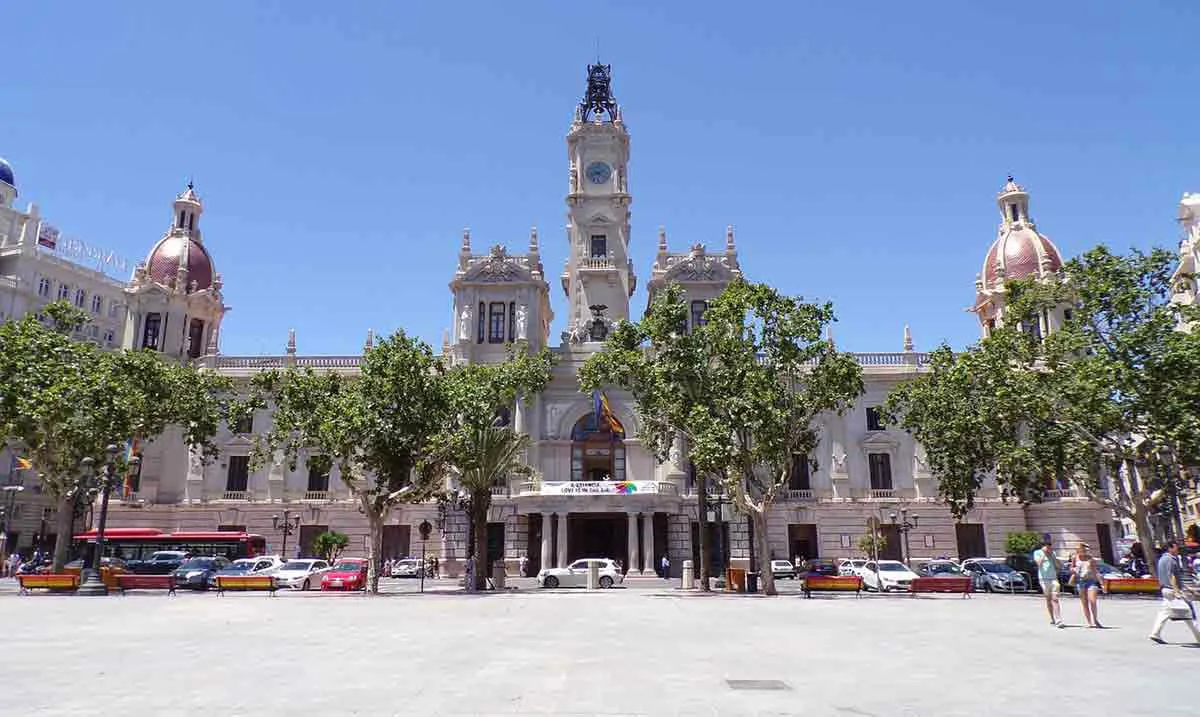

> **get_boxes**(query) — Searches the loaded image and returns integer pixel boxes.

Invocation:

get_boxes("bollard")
[681,559,694,590]
[492,561,506,590]
[587,561,599,590]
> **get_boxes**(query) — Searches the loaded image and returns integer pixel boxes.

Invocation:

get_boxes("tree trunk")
[50,493,75,572]
[696,473,710,592]
[752,508,776,596]
[472,491,490,591]
[1132,504,1160,579]
[365,508,384,594]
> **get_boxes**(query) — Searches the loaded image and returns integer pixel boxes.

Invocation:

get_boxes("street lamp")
[272,510,301,559]
[78,444,137,596]
[889,508,920,566]
[706,488,731,581]
[0,485,26,560]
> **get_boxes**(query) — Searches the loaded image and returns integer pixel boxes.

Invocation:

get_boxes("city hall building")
[13,65,1197,573]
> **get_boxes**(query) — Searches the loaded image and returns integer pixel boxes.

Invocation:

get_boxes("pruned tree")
[0,301,230,570]
[312,530,350,563]
[250,331,448,593]
[886,246,1200,575]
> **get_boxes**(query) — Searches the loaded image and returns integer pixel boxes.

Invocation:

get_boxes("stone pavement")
[3,581,1195,716]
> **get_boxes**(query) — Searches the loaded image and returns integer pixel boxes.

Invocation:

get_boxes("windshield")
[151,552,185,561]
[282,561,313,571]
[179,558,215,570]
[979,563,1014,573]
[878,563,909,572]
[333,562,362,572]
[225,562,254,572]
[928,563,962,574]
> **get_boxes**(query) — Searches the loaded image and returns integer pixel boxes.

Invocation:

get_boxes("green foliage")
[581,279,864,595]
[885,245,1200,574]
[857,533,886,557]
[1005,531,1042,556]
[0,301,231,569]
[312,530,350,563]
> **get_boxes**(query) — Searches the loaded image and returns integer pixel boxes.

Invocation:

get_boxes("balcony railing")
[786,489,815,501]
[220,490,248,501]
[302,490,330,501]
[1044,488,1079,499]
[869,489,896,499]
[490,485,510,497]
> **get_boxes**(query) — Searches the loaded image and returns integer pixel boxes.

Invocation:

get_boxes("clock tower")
[561,63,636,344]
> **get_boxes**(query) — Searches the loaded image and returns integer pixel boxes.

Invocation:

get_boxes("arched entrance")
[570,412,625,482]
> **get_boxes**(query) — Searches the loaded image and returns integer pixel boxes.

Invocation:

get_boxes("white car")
[862,560,920,592]
[391,558,422,578]
[206,555,285,587]
[272,559,330,590]
[538,558,624,589]
[838,558,868,577]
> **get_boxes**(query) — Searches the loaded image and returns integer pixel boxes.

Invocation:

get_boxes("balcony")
[1044,488,1080,499]
[301,490,330,501]
[517,480,678,497]
[786,489,815,501]
[869,489,897,499]
[490,485,510,497]
[220,490,248,501]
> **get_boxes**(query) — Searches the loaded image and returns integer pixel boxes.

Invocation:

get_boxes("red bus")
[72,528,268,562]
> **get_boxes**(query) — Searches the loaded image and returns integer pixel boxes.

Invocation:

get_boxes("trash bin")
[746,572,759,594]
[492,561,506,590]
[726,568,746,592]
[681,559,694,589]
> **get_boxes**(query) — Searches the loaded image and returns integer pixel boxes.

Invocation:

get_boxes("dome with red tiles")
[981,227,1062,286]
[145,234,215,292]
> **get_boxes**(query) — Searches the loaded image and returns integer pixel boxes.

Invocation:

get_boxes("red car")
[320,558,368,591]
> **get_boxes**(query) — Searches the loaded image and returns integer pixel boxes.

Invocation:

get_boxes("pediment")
[859,431,899,451]
[462,245,533,284]
[662,252,737,283]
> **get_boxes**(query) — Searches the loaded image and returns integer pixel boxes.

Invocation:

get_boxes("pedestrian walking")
[10,552,21,578]
[660,554,670,579]
[1034,536,1063,627]
[519,554,529,578]
[1070,543,1104,628]
[465,555,476,592]
[432,556,440,579]
[1148,540,1200,645]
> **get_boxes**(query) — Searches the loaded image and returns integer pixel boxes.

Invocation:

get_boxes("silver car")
[961,559,1028,593]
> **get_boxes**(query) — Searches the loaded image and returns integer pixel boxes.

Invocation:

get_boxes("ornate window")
[488,302,506,343]
[225,456,249,493]
[788,453,811,490]
[187,318,205,359]
[74,288,86,308]
[102,330,115,346]
[57,283,70,300]
[476,302,485,344]
[90,295,103,313]
[141,313,161,350]
[307,465,330,493]
[37,278,50,297]
[570,412,625,482]
[690,300,708,331]
[590,234,607,258]
[866,407,884,432]
[868,453,892,490]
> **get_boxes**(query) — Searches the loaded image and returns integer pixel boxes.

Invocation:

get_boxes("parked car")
[172,556,231,590]
[1005,554,1041,590]
[961,558,1029,593]
[804,559,840,577]
[838,558,868,577]
[537,558,624,589]
[206,556,284,588]
[322,558,369,591]
[770,559,797,580]
[391,558,421,578]
[914,560,964,578]
[861,560,920,592]
[273,559,330,591]
[129,550,189,575]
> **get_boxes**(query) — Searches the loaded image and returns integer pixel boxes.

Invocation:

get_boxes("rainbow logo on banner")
[614,481,637,495]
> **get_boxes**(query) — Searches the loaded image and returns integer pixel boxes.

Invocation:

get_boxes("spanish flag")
[593,391,625,435]
[14,457,33,471]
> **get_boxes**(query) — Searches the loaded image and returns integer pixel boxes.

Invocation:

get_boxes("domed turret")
[0,157,14,189]
[140,182,215,293]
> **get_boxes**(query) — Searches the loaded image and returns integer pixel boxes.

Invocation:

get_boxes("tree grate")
[726,679,790,691]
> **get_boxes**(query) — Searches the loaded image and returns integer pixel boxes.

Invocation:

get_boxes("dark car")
[172,556,230,590]
[804,559,839,577]
[128,550,189,575]
[1056,559,1127,595]
[1005,554,1041,591]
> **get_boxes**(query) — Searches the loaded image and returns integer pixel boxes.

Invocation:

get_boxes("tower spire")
[578,63,618,122]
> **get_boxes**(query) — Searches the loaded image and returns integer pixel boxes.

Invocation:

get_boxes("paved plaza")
[3,580,1195,716]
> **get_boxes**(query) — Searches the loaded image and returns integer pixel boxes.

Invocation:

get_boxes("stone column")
[626,511,639,575]
[641,512,655,576]
[556,512,569,567]
[540,513,552,571]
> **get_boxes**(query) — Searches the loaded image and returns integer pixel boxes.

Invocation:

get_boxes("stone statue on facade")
[458,306,471,342]
[188,450,204,480]
[516,304,528,340]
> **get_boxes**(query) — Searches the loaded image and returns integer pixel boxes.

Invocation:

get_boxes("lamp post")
[0,485,25,562]
[273,510,301,559]
[707,489,731,583]
[78,444,137,596]
[889,508,919,566]
[418,519,432,594]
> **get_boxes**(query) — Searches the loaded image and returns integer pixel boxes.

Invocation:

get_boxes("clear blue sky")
[5,2,1197,355]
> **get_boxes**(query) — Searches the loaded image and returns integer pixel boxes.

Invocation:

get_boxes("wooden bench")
[215,575,277,596]
[909,576,973,598]
[117,573,177,596]
[1102,577,1160,595]
[803,575,862,598]
[18,573,80,595]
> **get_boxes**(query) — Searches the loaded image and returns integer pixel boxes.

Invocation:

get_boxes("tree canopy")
[886,246,1200,573]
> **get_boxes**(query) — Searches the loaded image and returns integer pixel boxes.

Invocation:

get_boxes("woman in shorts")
[1071,543,1105,628]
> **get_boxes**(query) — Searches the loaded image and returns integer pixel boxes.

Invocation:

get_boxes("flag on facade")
[14,457,33,471]
[122,437,140,498]
[593,391,625,435]
[37,223,59,250]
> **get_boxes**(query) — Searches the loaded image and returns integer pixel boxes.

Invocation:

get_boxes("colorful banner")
[537,480,665,495]
[37,223,59,249]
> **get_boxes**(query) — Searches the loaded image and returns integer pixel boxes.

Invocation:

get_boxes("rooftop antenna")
[594,37,600,64]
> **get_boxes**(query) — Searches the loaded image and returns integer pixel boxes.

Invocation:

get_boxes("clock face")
[586,161,612,185]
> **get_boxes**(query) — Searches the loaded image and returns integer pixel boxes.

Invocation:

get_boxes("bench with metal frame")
[802,575,862,598]
[18,573,81,594]
[116,573,177,596]
[215,574,277,596]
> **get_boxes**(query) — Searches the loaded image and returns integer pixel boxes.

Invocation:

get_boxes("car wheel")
[544,575,559,589]
[983,582,993,593]
[599,575,614,589]
[303,579,311,591]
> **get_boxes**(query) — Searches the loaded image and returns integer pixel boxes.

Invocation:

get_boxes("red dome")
[145,235,215,292]
[982,227,1062,286]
